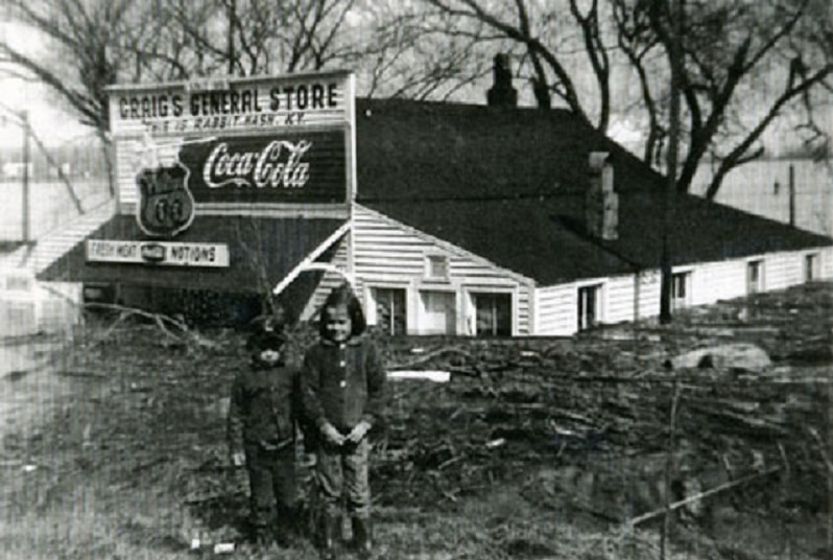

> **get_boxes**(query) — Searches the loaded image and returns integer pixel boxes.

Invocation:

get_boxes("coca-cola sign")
[179,132,345,204]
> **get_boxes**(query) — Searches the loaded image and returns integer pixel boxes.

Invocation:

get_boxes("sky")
[0,22,91,149]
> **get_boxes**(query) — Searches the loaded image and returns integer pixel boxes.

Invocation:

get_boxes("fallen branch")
[807,426,833,476]
[627,466,780,527]
[55,370,107,378]
[85,302,215,349]
[390,346,475,370]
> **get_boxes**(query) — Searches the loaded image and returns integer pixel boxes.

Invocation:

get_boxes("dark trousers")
[316,438,371,519]
[244,443,296,532]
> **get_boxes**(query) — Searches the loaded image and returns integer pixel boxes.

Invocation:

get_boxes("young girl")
[227,326,300,547]
[301,284,387,559]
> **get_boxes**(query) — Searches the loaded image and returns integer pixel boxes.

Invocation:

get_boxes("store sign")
[107,71,354,221]
[109,74,350,136]
[86,240,229,268]
[178,131,345,204]
[135,161,195,237]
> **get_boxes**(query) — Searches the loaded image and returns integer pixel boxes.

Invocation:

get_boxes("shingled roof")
[355,98,832,284]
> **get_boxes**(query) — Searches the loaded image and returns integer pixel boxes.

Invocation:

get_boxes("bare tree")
[647,0,833,198]
[418,0,833,199]
[422,0,610,128]
[0,0,140,194]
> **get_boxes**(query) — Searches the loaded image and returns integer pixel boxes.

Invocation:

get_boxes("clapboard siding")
[689,260,746,306]
[300,233,351,321]
[535,284,576,336]
[353,204,535,335]
[823,247,833,278]
[637,270,662,319]
[605,274,636,324]
[765,251,798,290]
[535,274,634,336]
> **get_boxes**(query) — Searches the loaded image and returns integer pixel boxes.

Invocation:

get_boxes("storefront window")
[419,290,456,335]
[372,287,407,335]
[474,293,512,337]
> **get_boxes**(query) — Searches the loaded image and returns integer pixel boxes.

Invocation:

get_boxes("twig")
[806,426,833,475]
[437,455,464,471]
[628,467,781,527]
[84,302,215,348]
[390,346,475,370]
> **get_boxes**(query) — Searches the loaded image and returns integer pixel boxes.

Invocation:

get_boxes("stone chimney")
[487,54,517,108]
[586,152,618,240]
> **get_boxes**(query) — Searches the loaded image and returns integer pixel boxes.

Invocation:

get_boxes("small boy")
[227,327,299,547]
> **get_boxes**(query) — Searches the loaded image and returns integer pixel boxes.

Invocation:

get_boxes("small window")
[671,272,691,310]
[474,293,512,337]
[805,253,820,282]
[419,290,456,335]
[371,287,407,335]
[747,260,764,294]
[426,255,449,279]
[577,284,602,331]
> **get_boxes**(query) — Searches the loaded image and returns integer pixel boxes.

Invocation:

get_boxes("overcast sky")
[0,22,91,149]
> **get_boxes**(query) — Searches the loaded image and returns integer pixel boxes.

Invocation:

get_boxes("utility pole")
[659,0,683,325]
[21,110,30,244]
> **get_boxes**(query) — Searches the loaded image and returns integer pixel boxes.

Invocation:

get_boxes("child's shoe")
[317,514,338,560]
[351,517,372,558]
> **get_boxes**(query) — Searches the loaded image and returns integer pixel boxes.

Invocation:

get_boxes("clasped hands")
[321,420,371,446]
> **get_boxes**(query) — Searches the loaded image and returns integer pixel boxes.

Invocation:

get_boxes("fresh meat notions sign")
[178,132,345,204]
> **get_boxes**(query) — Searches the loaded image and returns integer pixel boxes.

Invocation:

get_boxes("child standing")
[227,326,300,547]
[301,284,387,559]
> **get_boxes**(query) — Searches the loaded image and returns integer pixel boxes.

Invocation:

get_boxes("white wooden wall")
[300,233,351,321]
[350,205,536,335]
[535,246,833,336]
[534,273,635,336]
[823,247,833,278]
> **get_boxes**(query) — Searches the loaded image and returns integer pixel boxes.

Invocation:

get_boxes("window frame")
[368,285,408,336]
[417,288,457,335]
[804,252,820,282]
[671,270,692,311]
[424,253,450,281]
[577,282,604,332]
[746,259,765,294]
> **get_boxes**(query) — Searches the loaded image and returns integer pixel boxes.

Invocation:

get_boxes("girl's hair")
[319,283,367,338]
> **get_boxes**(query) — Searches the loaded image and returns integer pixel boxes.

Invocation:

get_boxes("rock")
[203,397,230,419]
[669,343,771,371]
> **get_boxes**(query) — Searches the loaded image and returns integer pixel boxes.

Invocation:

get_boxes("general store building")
[41,67,833,336]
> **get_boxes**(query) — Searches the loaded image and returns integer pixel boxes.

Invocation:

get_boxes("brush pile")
[372,283,833,524]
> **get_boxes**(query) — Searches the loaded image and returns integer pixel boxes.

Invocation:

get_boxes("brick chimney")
[586,152,618,240]
[487,54,517,108]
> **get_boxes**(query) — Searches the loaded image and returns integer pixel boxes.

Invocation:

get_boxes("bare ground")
[1,282,832,559]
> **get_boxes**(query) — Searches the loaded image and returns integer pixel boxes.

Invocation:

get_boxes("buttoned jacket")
[301,337,386,433]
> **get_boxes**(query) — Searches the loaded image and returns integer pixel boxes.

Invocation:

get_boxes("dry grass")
[2,283,833,559]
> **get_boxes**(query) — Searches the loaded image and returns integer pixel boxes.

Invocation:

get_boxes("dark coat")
[227,363,299,453]
[300,337,386,433]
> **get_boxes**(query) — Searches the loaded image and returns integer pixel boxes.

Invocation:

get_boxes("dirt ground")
[1,282,832,560]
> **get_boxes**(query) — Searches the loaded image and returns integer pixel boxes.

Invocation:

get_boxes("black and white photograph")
[0,1,831,558]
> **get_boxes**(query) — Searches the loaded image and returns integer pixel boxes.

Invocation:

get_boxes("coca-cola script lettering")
[178,132,345,204]
[203,140,312,189]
